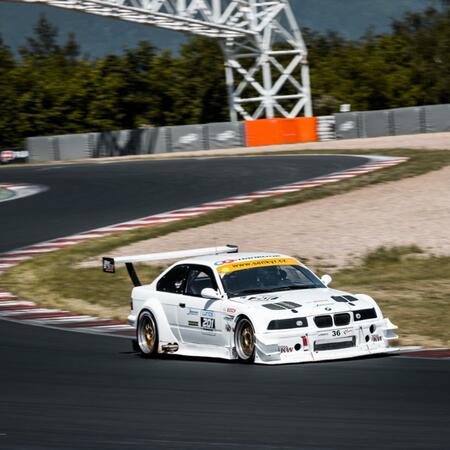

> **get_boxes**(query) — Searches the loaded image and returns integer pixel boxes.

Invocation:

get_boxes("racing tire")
[137,310,159,357]
[234,318,255,363]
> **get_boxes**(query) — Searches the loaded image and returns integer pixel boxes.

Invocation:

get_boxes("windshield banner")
[217,257,300,275]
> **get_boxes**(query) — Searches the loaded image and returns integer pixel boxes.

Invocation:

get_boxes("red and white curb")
[0,290,134,338]
[0,183,47,203]
[0,156,408,339]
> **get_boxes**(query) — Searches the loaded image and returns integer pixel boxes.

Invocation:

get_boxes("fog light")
[365,335,370,342]
[370,324,376,333]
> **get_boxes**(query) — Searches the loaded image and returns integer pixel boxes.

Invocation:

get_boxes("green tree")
[0,35,19,146]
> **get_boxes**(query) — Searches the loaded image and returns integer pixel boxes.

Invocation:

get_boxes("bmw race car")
[103,245,399,364]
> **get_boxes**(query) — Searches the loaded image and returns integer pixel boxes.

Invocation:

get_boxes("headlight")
[353,308,377,321]
[267,317,308,330]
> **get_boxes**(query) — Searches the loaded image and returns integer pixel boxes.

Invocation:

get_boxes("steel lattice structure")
[11,0,312,120]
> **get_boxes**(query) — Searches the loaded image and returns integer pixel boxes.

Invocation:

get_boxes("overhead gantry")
[11,0,312,120]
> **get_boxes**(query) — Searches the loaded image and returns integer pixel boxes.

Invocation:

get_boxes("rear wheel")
[137,311,158,357]
[234,318,255,362]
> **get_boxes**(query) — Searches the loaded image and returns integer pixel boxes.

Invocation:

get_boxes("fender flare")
[138,301,178,345]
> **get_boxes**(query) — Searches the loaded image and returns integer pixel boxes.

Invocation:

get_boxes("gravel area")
[100,165,450,271]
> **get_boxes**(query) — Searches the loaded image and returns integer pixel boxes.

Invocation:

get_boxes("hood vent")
[263,301,301,310]
[262,303,285,310]
[332,295,359,303]
[331,296,348,303]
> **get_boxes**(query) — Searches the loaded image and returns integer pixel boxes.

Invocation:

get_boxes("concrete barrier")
[25,103,450,159]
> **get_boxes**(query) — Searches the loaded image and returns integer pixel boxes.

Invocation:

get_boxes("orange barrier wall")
[245,117,318,147]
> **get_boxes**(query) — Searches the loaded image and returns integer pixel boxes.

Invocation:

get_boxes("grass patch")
[332,246,450,347]
[1,148,449,346]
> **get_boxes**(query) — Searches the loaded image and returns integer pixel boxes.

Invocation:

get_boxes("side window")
[185,266,217,297]
[157,265,189,294]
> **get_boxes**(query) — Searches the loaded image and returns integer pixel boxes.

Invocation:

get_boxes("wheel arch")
[137,300,177,345]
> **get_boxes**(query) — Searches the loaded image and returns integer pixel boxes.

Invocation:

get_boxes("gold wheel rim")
[143,320,155,349]
[239,323,254,357]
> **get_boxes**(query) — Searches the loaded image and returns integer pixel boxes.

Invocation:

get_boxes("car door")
[155,264,189,342]
[176,265,226,346]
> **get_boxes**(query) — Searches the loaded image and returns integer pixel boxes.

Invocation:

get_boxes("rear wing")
[102,245,238,287]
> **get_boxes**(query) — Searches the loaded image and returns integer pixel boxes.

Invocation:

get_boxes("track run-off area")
[0,154,449,450]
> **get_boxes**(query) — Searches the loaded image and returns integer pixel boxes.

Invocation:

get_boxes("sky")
[0,0,442,57]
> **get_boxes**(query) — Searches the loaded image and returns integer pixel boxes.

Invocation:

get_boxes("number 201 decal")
[201,317,215,330]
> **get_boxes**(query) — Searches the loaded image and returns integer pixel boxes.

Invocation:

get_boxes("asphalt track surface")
[0,155,367,253]
[1,155,449,449]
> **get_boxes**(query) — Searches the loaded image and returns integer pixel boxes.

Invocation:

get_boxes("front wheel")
[137,311,158,357]
[234,318,255,363]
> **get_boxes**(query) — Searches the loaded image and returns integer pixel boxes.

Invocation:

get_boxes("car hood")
[231,288,374,318]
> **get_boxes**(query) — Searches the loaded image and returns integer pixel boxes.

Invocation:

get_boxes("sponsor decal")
[325,307,332,311]
[217,257,300,275]
[102,257,115,273]
[178,133,198,145]
[188,320,199,327]
[226,307,236,314]
[372,334,383,342]
[279,345,294,354]
[216,130,235,142]
[331,328,353,337]
[339,121,355,131]
[201,317,215,330]
[201,310,214,318]
[214,259,236,266]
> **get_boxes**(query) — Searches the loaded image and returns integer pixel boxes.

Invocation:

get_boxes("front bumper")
[254,317,398,365]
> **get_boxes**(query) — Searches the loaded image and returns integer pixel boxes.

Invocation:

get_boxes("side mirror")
[321,274,332,287]
[201,288,221,300]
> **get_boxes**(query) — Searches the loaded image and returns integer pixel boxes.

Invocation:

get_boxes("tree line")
[0,1,448,147]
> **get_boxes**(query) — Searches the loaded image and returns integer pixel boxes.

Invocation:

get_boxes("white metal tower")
[11,0,312,120]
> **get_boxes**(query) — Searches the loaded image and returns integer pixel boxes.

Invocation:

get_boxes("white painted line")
[30,316,98,324]
[63,234,100,240]
[0,256,32,262]
[0,308,58,316]
[0,301,36,307]
[203,199,252,206]
[5,248,56,255]
[28,242,76,248]
[88,324,134,330]
[256,188,303,195]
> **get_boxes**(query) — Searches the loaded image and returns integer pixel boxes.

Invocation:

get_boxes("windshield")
[220,264,325,298]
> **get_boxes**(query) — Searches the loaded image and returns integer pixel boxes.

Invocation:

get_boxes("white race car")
[103,245,398,364]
